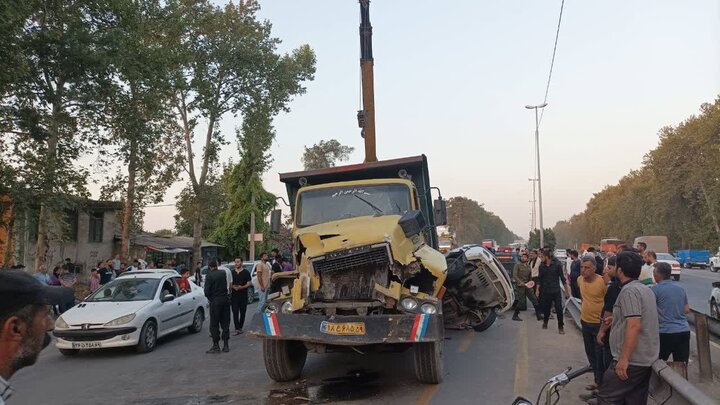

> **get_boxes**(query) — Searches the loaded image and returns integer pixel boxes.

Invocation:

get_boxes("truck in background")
[676,250,711,269]
[634,236,669,254]
[482,239,498,251]
[437,225,457,254]
[600,238,625,253]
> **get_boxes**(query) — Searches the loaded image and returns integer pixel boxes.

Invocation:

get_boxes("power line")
[539,0,566,124]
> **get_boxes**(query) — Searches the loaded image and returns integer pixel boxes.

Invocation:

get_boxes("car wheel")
[471,309,498,332]
[711,300,719,319]
[137,320,158,353]
[673,274,680,281]
[59,348,79,356]
[188,309,204,334]
[247,288,255,304]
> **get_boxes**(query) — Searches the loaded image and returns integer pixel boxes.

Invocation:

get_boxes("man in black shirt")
[596,255,622,379]
[538,248,571,334]
[231,258,252,335]
[204,259,231,353]
[97,262,113,285]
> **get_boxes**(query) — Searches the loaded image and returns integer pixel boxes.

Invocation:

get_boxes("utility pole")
[249,192,256,262]
[528,178,538,231]
[358,0,377,163]
[525,103,547,248]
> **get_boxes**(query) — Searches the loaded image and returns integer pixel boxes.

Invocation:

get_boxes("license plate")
[71,341,102,349]
[320,321,366,335]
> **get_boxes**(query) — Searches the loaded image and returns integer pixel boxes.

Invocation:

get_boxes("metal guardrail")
[687,309,720,338]
[564,298,718,405]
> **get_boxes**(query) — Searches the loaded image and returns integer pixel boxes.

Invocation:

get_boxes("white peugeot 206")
[54,269,208,355]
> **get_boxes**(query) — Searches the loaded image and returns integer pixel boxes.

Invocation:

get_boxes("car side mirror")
[434,198,447,226]
[270,209,282,234]
[161,294,175,303]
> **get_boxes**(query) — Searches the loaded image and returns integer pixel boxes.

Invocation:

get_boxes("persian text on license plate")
[319,321,366,335]
[71,341,102,349]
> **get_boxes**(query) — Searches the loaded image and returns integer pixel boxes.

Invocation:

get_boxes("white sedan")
[53,270,208,355]
[711,281,720,319]
[656,253,682,281]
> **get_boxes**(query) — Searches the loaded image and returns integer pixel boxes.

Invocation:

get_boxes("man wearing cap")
[0,270,74,404]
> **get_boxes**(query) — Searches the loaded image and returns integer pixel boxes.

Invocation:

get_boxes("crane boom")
[359,0,377,162]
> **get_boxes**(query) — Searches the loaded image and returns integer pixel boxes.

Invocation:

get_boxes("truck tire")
[471,309,497,332]
[414,341,443,384]
[263,339,307,382]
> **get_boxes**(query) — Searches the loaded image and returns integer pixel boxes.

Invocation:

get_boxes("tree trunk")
[2,207,15,267]
[34,103,61,270]
[699,179,720,245]
[192,197,203,266]
[121,140,138,261]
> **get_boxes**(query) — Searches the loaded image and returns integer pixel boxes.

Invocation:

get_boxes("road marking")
[513,321,529,398]
[416,384,440,405]
[457,330,474,353]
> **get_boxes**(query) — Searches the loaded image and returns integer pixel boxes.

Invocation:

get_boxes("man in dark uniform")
[511,252,542,321]
[231,258,252,335]
[538,248,571,334]
[204,259,231,353]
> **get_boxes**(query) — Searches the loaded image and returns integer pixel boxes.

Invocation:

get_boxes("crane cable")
[539,0,566,125]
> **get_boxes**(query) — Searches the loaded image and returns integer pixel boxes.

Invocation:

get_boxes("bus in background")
[600,238,625,253]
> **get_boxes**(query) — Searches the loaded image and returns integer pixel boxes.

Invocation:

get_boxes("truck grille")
[311,244,391,301]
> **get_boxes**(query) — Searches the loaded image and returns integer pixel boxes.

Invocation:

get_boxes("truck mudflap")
[248,312,443,345]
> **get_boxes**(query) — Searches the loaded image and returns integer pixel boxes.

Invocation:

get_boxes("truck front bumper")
[248,312,443,345]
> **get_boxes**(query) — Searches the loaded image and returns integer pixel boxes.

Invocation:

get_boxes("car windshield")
[242,264,254,272]
[86,278,160,302]
[297,184,411,227]
[657,253,675,261]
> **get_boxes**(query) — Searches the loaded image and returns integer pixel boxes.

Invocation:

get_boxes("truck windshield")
[297,184,412,227]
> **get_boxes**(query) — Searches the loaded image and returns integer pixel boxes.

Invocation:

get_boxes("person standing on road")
[231,258,252,335]
[596,256,622,381]
[256,253,272,314]
[596,251,659,405]
[640,251,656,285]
[58,266,77,313]
[112,254,121,274]
[0,270,74,405]
[529,249,541,296]
[569,250,582,299]
[635,242,647,256]
[538,248,570,334]
[578,256,608,391]
[88,268,100,293]
[194,261,203,286]
[204,260,231,354]
[511,253,542,321]
[587,247,604,276]
[32,265,50,286]
[651,262,690,373]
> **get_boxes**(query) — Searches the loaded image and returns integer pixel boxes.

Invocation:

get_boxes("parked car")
[199,262,259,303]
[53,269,208,355]
[656,253,682,281]
[675,249,711,269]
[711,281,720,319]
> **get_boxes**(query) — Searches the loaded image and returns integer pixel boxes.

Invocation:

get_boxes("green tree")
[166,0,315,265]
[174,179,226,237]
[528,228,556,250]
[301,139,355,170]
[0,0,111,268]
[447,196,519,245]
[98,0,184,259]
[154,229,174,237]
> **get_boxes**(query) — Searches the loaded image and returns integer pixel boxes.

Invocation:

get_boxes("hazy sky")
[111,0,720,238]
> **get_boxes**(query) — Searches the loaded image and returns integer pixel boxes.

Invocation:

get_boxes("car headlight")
[421,303,438,314]
[55,316,69,329]
[281,301,293,314]
[104,314,136,327]
[401,297,418,311]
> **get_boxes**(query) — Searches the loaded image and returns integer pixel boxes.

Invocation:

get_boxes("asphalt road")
[9,305,593,405]
[676,268,720,314]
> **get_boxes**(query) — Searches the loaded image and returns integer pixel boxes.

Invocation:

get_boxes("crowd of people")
[511,244,691,405]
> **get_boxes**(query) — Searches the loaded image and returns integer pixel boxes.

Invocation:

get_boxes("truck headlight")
[421,303,438,314]
[55,316,69,329]
[264,304,278,314]
[401,297,418,311]
[105,314,136,326]
[281,301,293,314]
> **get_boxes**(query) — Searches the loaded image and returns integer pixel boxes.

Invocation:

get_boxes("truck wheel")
[414,341,443,384]
[673,275,680,281]
[262,339,307,382]
[471,309,497,332]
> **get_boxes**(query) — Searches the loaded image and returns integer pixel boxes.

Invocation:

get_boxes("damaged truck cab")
[250,155,448,384]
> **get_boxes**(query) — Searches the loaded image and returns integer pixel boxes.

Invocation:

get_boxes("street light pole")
[528,178,537,231]
[525,103,547,249]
